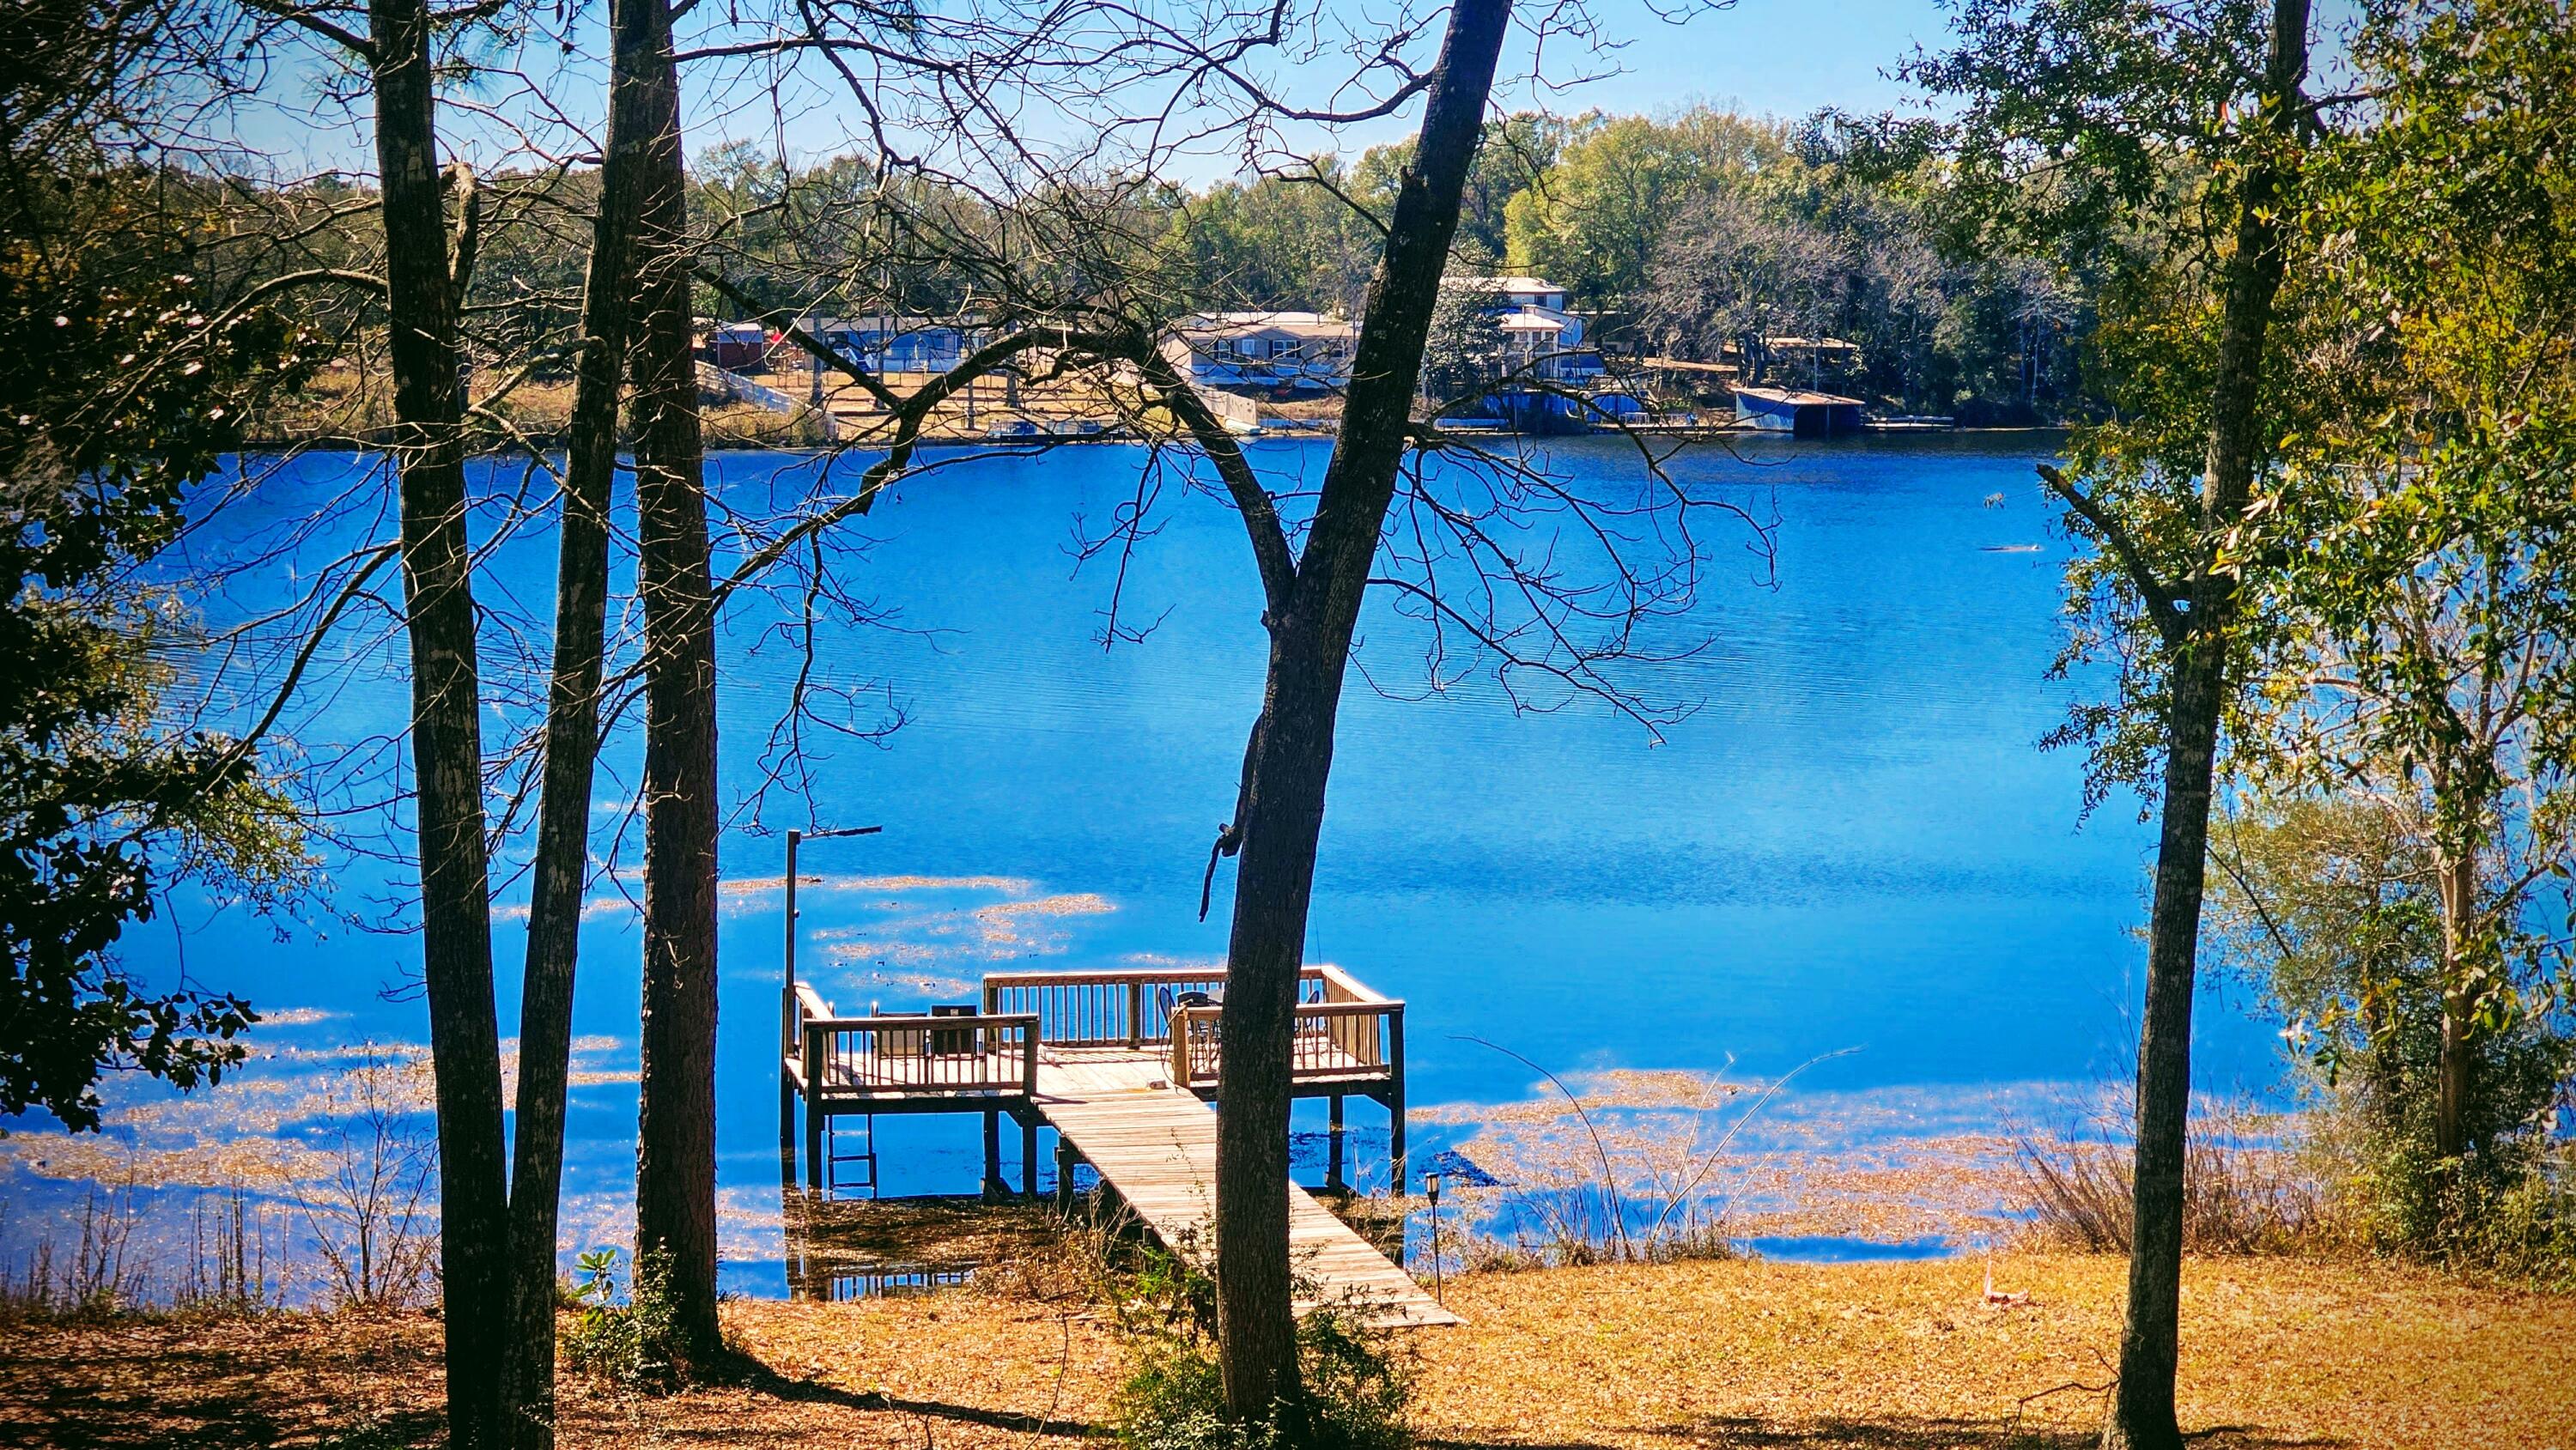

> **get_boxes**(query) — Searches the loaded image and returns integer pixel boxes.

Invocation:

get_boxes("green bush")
[558,1247,681,1391]
[1114,1306,1413,1450]
[1103,1244,1413,1450]
[2346,1136,2576,1291]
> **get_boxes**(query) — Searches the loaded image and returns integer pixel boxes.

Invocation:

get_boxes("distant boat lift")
[1731,385,1867,437]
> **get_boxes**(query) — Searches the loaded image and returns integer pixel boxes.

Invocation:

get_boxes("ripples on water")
[2,434,2290,1290]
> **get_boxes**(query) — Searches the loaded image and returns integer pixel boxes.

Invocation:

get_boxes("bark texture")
[628,7,723,1373]
[364,0,508,1443]
[2433,845,2477,1160]
[1209,0,1512,1418]
[501,0,658,1436]
[2102,3,2309,1447]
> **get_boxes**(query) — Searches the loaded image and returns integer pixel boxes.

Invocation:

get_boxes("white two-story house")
[1443,276,1603,384]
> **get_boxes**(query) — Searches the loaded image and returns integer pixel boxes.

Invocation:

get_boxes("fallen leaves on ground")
[2,1253,2568,1449]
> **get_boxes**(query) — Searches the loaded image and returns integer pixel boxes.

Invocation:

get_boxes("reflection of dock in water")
[780,1194,1051,1301]
[779,1187,1412,1307]
[779,964,1454,1326]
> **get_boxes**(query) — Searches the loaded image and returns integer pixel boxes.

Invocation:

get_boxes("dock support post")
[779,1071,795,1158]
[1327,1094,1346,1192]
[1388,1088,1406,1200]
[1055,1134,1078,1210]
[804,1100,824,1193]
[983,1110,1004,1198]
[1021,1117,1039,1198]
[1388,1004,1408,1198]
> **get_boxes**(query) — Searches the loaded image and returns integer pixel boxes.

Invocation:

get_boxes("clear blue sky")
[1176,0,1954,179]
[236,0,2372,186]
[236,0,1965,184]
[1521,0,1943,120]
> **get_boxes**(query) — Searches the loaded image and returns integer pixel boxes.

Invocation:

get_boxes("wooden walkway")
[1036,1046,1459,1327]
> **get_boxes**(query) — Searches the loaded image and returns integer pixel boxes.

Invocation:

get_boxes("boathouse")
[1731,385,1867,436]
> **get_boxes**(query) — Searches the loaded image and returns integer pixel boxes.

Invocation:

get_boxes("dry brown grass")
[245,364,834,449]
[3,1253,2568,1448]
[1412,1253,2574,1449]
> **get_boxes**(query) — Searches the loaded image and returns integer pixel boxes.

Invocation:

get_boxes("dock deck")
[1036,1045,1455,1326]
[782,963,1451,1326]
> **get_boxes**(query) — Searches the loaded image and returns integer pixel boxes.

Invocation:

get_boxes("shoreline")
[230,421,2075,453]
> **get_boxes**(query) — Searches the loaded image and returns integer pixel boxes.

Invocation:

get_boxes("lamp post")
[1424,1170,1444,1305]
[783,825,882,1059]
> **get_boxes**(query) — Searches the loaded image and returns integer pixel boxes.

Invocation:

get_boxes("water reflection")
[775,1184,1408,1302]
[778,1190,1054,1301]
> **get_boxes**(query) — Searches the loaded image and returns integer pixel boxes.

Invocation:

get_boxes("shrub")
[2342,1131,2576,1290]
[1115,1311,1413,1450]
[1109,1247,1412,1450]
[558,1247,680,1391]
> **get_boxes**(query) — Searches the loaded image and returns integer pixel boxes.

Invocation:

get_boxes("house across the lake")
[1161,312,1358,393]
[1443,275,1604,385]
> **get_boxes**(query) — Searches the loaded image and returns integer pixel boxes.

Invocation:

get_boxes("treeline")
[182,106,2093,425]
[1150,108,2087,421]
[33,104,2093,427]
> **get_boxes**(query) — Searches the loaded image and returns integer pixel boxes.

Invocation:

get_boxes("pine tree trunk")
[1211,0,1512,1417]
[2433,849,2477,1160]
[2101,4,2306,1447]
[365,0,509,1443]
[501,0,659,1436]
[629,14,722,1371]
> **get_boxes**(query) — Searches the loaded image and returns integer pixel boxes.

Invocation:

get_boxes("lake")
[6,432,2286,1293]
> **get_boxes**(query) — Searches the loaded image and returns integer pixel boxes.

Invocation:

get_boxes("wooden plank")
[1031,1044,1457,1328]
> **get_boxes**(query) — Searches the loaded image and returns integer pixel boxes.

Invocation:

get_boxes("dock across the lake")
[781,964,1455,1326]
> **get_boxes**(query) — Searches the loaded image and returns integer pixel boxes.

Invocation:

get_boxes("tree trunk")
[1210,0,1512,1418]
[2102,3,2307,1448]
[2103,627,2227,1450]
[364,0,509,1444]
[501,0,658,1436]
[2433,847,2477,1160]
[629,10,723,1374]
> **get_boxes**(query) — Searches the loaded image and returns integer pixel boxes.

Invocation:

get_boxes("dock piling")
[1327,1093,1346,1191]
[983,1110,1004,1198]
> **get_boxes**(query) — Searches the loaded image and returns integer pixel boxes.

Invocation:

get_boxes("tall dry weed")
[2008,1092,2323,1255]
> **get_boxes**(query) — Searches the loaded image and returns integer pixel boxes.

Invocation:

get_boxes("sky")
[234,0,1966,188]
[1194,0,1956,179]
[1484,0,1942,126]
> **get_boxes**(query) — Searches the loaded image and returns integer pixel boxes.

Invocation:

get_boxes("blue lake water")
[7,432,2287,1291]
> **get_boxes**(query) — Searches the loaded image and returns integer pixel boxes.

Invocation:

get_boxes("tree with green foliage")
[1165,160,1385,314]
[1905,0,2326,1444]
[2215,0,2576,1273]
[2206,795,2573,1279]
[0,0,324,1132]
[1504,111,1777,308]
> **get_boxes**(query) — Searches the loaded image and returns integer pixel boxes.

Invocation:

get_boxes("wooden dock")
[1036,1045,1455,1326]
[781,963,1453,1326]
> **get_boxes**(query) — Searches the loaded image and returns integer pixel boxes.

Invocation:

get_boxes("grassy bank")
[3,1251,2567,1448]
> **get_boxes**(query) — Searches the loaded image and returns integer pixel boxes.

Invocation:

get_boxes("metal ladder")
[824,1113,879,1198]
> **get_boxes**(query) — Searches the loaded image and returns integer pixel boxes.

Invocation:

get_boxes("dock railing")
[792,981,1038,1099]
[981,966,1284,1047]
[978,963,1393,1052]
[1165,965,1403,1091]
